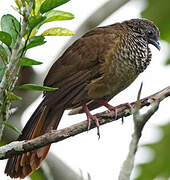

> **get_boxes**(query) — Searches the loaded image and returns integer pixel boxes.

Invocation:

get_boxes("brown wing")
[43,25,119,109]
[44,25,120,87]
[44,28,104,87]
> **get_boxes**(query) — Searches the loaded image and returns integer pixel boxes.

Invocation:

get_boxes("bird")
[5,18,160,178]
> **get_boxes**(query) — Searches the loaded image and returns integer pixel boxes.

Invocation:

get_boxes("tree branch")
[0,0,35,140]
[0,86,169,160]
[118,99,159,180]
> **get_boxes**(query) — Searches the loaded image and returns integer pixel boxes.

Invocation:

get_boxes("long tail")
[5,100,64,179]
[4,68,95,178]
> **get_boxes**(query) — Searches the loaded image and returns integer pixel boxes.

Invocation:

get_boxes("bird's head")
[125,18,160,50]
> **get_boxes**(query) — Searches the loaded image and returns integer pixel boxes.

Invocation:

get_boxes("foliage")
[136,0,170,179]
[2,121,21,135]
[30,169,47,180]
[19,57,43,66]
[1,14,21,48]
[15,84,58,91]
[42,27,75,36]
[141,0,170,65]
[135,122,170,180]
[0,0,74,137]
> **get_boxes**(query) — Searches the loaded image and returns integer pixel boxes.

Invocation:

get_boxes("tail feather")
[5,70,92,178]
[5,102,64,178]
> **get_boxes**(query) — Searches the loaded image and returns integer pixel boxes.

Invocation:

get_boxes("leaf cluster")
[137,1,170,179]
[135,122,170,180]
[0,0,74,134]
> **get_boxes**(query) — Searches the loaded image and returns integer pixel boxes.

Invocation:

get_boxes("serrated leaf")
[135,122,170,180]
[19,57,43,66]
[0,45,8,63]
[0,31,12,47]
[16,84,58,91]
[40,0,70,14]
[7,91,22,101]
[26,36,46,50]
[1,14,21,47]
[2,121,21,135]
[42,27,74,36]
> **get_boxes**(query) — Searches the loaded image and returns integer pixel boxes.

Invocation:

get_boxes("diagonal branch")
[0,86,170,160]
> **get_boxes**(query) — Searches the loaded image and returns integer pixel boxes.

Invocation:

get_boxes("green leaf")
[1,14,21,47]
[0,45,8,63]
[26,36,46,50]
[30,168,47,180]
[2,121,21,135]
[16,84,58,91]
[41,27,74,36]
[0,60,5,82]
[19,57,43,66]
[165,50,170,65]
[135,122,170,180]
[0,31,12,47]
[34,0,45,15]
[165,58,170,65]
[45,10,74,21]
[14,0,22,9]
[25,0,30,3]
[7,91,22,101]
[40,0,70,14]
[38,10,74,28]
[28,15,46,30]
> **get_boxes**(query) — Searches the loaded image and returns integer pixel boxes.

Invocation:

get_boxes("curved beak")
[149,38,160,50]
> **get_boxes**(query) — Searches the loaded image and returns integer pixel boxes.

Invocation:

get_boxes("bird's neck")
[123,33,152,73]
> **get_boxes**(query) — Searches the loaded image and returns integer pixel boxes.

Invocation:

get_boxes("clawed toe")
[87,115,100,138]
[83,104,100,138]
[97,99,118,119]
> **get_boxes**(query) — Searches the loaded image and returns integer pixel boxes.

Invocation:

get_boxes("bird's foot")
[117,102,132,123]
[87,114,100,139]
[83,104,100,138]
[97,99,118,119]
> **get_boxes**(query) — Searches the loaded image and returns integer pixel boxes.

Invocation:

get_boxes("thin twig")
[0,86,169,160]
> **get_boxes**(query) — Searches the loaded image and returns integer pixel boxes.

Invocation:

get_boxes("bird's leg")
[83,104,100,138]
[97,99,118,119]
[116,102,132,123]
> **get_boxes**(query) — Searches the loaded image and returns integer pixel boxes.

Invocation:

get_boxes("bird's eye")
[147,29,154,37]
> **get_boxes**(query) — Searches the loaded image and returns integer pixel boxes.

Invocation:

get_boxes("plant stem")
[0,0,35,140]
